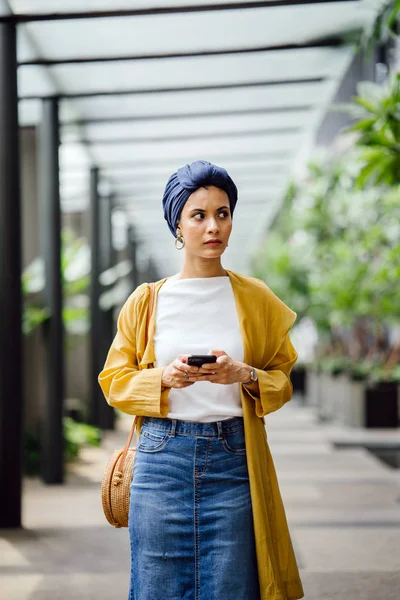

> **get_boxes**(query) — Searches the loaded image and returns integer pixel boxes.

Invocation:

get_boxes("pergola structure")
[0,0,381,527]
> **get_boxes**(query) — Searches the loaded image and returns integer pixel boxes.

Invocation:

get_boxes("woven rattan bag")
[101,282,155,528]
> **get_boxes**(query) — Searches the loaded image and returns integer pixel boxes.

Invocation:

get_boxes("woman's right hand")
[161,355,206,389]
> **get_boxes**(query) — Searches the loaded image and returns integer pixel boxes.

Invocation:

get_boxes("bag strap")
[114,283,156,482]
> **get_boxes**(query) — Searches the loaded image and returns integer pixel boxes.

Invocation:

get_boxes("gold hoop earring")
[175,230,185,250]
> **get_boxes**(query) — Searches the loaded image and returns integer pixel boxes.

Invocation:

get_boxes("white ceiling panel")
[9,0,298,14]
[59,83,331,122]
[18,98,41,125]
[17,64,57,97]
[19,47,353,97]
[61,155,293,176]
[18,4,367,60]
[61,110,315,143]
[8,0,382,275]
[88,132,304,164]
[60,171,284,198]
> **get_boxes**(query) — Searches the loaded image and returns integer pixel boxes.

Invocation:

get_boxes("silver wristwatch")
[242,367,258,386]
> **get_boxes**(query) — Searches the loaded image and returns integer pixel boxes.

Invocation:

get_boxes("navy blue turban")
[162,160,238,236]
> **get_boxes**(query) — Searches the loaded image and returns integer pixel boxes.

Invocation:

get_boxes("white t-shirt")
[153,274,244,422]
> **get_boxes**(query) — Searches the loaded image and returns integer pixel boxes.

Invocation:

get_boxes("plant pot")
[306,369,320,407]
[291,367,306,395]
[318,372,334,421]
[346,379,366,427]
[335,374,352,425]
[365,381,399,428]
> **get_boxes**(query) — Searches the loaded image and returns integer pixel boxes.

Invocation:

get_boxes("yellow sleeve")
[98,286,170,417]
[242,283,298,417]
[246,332,298,417]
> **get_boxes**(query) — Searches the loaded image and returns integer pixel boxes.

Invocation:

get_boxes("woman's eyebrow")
[190,206,230,212]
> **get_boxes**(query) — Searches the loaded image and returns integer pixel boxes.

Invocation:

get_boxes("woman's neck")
[178,258,227,279]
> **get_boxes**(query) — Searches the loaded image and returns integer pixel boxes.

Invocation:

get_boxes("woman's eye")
[193,213,204,219]
[219,211,229,218]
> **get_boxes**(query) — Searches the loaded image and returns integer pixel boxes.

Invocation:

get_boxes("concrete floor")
[1,399,399,599]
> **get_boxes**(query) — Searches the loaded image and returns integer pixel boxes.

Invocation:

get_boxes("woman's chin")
[200,247,225,257]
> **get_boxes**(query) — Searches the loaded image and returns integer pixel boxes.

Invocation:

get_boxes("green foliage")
[22,230,90,336]
[252,70,400,365]
[23,418,102,476]
[22,306,50,335]
[369,362,400,383]
[23,429,41,476]
[318,356,354,376]
[252,230,311,320]
[64,417,102,449]
[348,358,376,381]
[337,74,400,187]
[359,0,400,55]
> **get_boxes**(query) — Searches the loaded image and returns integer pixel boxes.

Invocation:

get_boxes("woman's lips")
[205,240,222,246]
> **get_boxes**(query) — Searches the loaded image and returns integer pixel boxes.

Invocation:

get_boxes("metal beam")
[127,226,139,291]
[98,193,116,430]
[38,97,65,485]
[0,20,23,528]
[60,105,314,127]
[20,77,326,101]
[1,1,359,23]
[19,38,342,66]
[89,167,109,428]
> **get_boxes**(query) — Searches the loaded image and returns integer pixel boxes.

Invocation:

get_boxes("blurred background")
[0,1,399,599]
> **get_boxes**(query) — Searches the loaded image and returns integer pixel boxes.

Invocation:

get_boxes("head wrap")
[162,159,238,236]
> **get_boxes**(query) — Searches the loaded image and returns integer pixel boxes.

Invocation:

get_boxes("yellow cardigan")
[98,270,304,600]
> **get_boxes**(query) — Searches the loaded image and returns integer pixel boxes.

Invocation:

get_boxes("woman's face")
[177,185,232,258]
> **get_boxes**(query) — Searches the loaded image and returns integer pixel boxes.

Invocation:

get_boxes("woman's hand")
[161,355,211,389]
[197,350,253,385]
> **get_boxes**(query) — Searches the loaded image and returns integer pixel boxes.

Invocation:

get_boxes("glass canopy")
[1,0,382,274]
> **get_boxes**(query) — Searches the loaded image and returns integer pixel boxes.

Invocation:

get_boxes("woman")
[98,160,304,600]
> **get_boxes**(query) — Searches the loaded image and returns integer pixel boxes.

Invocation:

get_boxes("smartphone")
[187,355,217,367]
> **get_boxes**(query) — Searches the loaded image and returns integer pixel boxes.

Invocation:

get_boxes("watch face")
[251,368,258,381]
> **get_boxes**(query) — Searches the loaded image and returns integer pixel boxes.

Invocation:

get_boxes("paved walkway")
[1,398,399,599]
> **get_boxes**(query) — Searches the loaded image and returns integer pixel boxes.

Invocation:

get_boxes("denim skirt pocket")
[136,428,170,453]
[222,427,246,455]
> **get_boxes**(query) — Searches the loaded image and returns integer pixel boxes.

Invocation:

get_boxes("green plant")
[22,305,50,335]
[22,230,90,336]
[369,362,400,383]
[23,418,102,476]
[23,429,41,476]
[318,356,353,376]
[360,0,400,55]
[336,74,400,188]
[348,358,375,381]
[64,417,102,462]
[252,229,312,320]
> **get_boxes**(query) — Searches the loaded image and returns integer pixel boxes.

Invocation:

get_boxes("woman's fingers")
[174,358,207,376]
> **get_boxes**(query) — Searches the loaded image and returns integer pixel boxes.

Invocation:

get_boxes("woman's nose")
[207,218,219,232]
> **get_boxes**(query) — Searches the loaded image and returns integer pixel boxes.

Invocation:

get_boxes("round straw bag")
[101,282,155,528]
[101,416,138,528]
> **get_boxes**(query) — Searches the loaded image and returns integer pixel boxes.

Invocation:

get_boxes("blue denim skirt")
[128,415,260,600]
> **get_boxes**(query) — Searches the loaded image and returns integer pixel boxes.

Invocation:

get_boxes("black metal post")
[89,167,103,427]
[127,224,138,290]
[38,97,64,484]
[98,192,115,430]
[0,21,23,527]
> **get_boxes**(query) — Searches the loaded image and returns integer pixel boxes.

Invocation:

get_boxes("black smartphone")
[187,355,217,367]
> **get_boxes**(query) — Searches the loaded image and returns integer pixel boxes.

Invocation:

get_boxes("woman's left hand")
[189,350,251,385]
